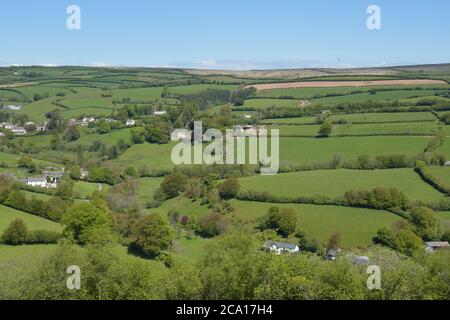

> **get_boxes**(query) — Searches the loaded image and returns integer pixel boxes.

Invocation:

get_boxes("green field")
[136,177,164,204]
[239,168,445,203]
[271,121,442,136]
[229,200,402,247]
[278,136,433,164]
[112,142,176,170]
[70,128,133,147]
[243,98,301,109]
[0,204,62,233]
[73,181,107,198]
[428,166,450,184]
[329,112,436,123]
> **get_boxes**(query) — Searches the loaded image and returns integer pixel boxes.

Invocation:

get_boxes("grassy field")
[0,204,62,233]
[329,112,436,123]
[112,142,176,170]
[136,177,164,204]
[69,128,133,147]
[73,181,107,198]
[436,211,450,231]
[256,85,449,100]
[243,98,301,109]
[261,116,318,125]
[310,89,447,105]
[278,136,432,164]
[167,84,238,95]
[229,200,402,247]
[428,166,450,182]
[270,121,442,136]
[239,168,445,203]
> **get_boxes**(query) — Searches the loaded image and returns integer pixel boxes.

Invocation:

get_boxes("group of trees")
[375,206,442,256]
[258,206,297,237]
[2,232,448,300]
[1,219,60,245]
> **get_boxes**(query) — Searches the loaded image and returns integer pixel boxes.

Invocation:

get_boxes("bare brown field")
[248,79,447,90]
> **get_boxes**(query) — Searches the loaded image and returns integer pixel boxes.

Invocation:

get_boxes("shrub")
[1,219,29,245]
[131,213,174,257]
[258,206,297,237]
[160,172,187,199]
[218,177,240,200]
[29,230,60,244]
[198,213,229,237]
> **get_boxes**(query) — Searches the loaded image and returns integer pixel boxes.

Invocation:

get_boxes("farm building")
[154,111,167,116]
[43,167,64,185]
[425,241,449,252]
[234,125,259,137]
[2,105,22,110]
[263,240,300,255]
[352,256,370,265]
[126,119,136,126]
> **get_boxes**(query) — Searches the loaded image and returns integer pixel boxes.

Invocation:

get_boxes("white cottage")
[263,241,300,255]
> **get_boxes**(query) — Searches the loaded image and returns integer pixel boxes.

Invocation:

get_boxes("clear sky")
[1,0,449,69]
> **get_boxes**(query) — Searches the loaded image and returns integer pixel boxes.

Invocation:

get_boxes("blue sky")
[0,0,449,69]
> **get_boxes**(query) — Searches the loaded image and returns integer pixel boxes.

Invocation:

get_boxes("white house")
[25,177,48,188]
[36,124,47,132]
[154,111,167,116]
[263,241,300,255]
[10,126,27,136]
[244,114,252,119]
[3,105,22,111]
[0,132,4,137]
[83,116,96,123]
[125,119,136,126]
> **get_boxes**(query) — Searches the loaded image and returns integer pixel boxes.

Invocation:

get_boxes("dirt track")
[247,79,447,91]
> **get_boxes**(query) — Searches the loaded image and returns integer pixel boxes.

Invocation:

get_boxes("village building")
[263,240,300,255]
[126,119,136,126]
[43,167,64,185]
[25,177,48,188]
[80,168,89,180]
[234,125,259,137]
[83,116,96,123]
[2,105,22,111]
[36,124,47,132]
[10,126,27,136]
[425,241,449,252]
[244,114,252,119]
[352,256,370,265]
[0,132,4,137]
[154,110,167,116]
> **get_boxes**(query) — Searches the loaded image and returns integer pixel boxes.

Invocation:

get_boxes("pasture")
[229,200,402,247]
[0,204,62,233]
[239,168,445,203]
